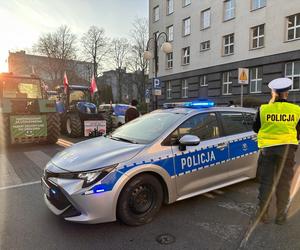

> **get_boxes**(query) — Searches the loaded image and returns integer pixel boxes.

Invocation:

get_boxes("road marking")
[202,193,216,199]
[0,180,40,191]
[0,154,22,187]
[217,201,256,217]
[24,151,51,170]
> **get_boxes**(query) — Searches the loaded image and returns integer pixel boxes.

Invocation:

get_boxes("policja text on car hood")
[51,137,145,172]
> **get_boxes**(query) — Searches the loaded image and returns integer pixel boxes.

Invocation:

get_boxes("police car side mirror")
[179,135,200,151]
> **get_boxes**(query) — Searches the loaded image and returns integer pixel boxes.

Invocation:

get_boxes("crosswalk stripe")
[0,154,22,187]
[24,151,51,170]
[0,180,40,191]
[57,139,74,148]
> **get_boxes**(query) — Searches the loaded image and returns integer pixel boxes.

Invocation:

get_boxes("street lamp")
[144,32,172,109]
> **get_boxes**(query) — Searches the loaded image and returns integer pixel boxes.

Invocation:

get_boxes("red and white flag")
[63,71,69,94]
[90,75,98,95]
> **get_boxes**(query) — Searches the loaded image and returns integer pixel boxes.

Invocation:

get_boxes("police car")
[41,100,259,226]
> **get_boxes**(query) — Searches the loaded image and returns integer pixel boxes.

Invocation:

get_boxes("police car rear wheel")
[117,174,163,226]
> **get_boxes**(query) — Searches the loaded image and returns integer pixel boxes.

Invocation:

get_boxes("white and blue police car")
[41,100,259,226]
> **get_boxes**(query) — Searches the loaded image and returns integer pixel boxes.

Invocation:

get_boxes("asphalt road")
[0,138,299,250]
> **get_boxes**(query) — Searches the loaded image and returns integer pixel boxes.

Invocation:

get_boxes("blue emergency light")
[163,100,215,109]
[184,100,215,108]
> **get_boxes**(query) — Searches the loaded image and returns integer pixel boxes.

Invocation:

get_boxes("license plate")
[41,178,50,197]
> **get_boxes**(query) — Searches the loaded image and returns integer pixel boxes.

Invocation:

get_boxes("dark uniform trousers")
[258,144,298,216]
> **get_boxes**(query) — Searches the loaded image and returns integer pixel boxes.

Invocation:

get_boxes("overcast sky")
[0,0,148,71]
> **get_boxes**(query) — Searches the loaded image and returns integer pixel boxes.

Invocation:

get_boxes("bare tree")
[33,25,77,87]
[81,26,109,79]
[111,38,130,102]
[127,17,149,102]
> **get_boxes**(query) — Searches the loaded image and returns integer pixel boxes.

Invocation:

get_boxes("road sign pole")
[241,84,244,107]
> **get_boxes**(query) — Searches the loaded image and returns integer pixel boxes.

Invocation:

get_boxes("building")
[98,68,140,103]
[149,0,300,106]
[8,51,93,89]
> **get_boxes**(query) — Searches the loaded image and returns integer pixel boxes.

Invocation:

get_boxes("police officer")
[253,78,300,225]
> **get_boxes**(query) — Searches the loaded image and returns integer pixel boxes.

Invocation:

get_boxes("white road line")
[0,180,40,191]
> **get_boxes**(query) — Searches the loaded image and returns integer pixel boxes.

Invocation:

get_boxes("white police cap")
[268,78,293,92]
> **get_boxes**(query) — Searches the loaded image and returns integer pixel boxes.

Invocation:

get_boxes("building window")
[287,13,300,41]
[200,41,210,51]
[166,52,173,69]
[251,24,265,49]
[285,61,300,90]
[222,71,232,95]
[166,81,172,99]
[153,6,159,22]
[250,67,262,93]
[182,79,188,98]
[182,47,190,65]
[183,17,191,36]
[167,0,174,15]
[251,0,266,10]
[201,8,211,29]
[200,75,207,87]
[223,33,234,56]
[183,0,191,7]
[167,25,174,41]
[224,0,235,21]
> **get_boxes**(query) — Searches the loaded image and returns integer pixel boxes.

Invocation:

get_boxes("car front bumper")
[41,176,118,224]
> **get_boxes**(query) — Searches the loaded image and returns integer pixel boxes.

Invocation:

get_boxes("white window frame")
[250,67,262,93]
[223,0,235,21]
[251,0,266,11]
[167,0,174,15]
[286,14,300,41]
[182,47,190,65]
[183,17,191,36]
[222,72,232,95]
[153,6,160,22]
[223,33,234,56]
[167,25,174,42]
[285,61,300,90]
[200,41,210,52]
[182,79,188,98]
[200,75,207,87]
[251,24,265,49]
[183,0,191,7]
[166,52,173,69]
[166,81,172,99]
[201,8,211,30]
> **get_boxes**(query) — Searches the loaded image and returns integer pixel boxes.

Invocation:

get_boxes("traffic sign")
[153,78,162,96]
[238,68,249,84]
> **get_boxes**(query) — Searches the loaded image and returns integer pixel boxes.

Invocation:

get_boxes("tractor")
[0,73,60,145]
[55,85,112,138]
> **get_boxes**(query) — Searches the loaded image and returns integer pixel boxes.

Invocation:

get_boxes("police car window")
[170,113,220,144]
[219,112,249,135]
[111,112,184,144]
[243,112,255,130]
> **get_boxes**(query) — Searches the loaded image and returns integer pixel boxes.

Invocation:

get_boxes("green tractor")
[0,73,60,145]
[55,85,112,138]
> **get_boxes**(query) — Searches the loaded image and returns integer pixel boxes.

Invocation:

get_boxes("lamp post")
[144,32,172,110]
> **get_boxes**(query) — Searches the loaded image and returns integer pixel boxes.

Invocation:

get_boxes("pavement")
[0,137,299,250]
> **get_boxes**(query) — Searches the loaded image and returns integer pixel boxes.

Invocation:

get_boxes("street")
[0,137,299,250]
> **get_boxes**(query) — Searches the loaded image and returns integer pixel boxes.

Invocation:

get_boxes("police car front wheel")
[117,174,163,226]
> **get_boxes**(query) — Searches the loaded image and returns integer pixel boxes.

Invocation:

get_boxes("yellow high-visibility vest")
[257,102,300,148]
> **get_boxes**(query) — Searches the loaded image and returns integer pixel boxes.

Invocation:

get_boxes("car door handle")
[216,142,228,150]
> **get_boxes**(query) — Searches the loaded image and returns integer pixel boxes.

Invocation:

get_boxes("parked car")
[99,104,130,128]
[41,100,259,226]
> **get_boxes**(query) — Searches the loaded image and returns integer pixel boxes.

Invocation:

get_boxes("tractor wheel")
[47,113,61,144]
[0,115,10,148]
[66,113,82,138]
[103,111,113,133]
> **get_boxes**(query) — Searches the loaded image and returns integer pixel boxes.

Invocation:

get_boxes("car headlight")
[77,164,118,188]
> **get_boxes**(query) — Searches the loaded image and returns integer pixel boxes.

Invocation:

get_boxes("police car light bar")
[163,100,215,109]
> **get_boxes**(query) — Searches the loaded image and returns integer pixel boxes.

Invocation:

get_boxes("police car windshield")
[111,112,185,144]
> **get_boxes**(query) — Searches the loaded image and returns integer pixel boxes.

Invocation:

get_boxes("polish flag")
[63,72,69,94]
[90,75,98,95]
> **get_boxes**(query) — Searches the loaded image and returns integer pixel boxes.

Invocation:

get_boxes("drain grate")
[156,234,176,245]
